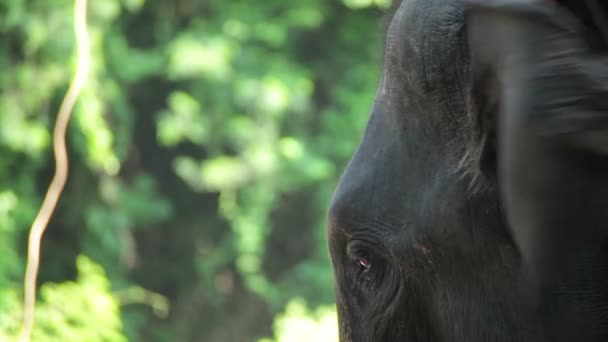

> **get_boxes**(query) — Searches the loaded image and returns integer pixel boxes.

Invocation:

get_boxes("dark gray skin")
[328,0,608,341]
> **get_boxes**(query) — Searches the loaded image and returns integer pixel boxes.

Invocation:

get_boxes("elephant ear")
[460,0,601,190]
[557,0,608,43]
[465,0,608,44]
[465,1,608,341]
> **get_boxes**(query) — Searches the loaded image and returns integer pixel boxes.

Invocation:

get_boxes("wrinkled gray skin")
[328,0,608,341]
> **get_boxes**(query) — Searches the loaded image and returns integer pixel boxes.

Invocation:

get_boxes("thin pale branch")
[18,0,90,341]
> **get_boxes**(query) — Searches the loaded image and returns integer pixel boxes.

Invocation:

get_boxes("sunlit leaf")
[201,156,250,191]
[278,137,304,160]
[157,91,208,146]
[90,0,122,21]
[259,76,290,114]
[122,0,145,12]
[260,299,338,342]
[223,19,249,40]
[32,256,129,342]
[168,35,235,80]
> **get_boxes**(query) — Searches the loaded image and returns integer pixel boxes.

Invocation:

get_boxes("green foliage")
[0,0,389,340]
[0,257,128,342]
[259,299,339,342]
[32,256,128,342]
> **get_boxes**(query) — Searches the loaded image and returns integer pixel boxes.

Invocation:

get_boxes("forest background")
[0,0,390,340]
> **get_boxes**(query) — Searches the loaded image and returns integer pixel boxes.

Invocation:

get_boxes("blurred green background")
[0,0,390,340]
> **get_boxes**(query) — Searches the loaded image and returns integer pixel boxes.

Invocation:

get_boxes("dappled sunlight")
[168,35,235,81]
[1,0,389,340]
[260,299,339,342]
[156,91,208,146]
[343,0,392,9]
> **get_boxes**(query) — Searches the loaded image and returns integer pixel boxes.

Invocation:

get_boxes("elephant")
[327,0,608,341]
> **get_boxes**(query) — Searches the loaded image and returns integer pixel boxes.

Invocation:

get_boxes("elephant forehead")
[387,0,464,51]
[383,0,467,101]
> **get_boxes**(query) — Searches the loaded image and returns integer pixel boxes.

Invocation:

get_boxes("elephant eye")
[347,240,376,276]
[359,256,371,271]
